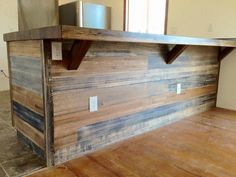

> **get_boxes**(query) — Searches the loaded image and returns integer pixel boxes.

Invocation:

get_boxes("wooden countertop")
[4,25,236,47]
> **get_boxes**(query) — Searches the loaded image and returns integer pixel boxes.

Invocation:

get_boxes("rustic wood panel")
[51,41,220,164]
[54,85,217,139]
[8,40,46,159]
[17,131,45,160]
[13,101,44,132]
[9,40,42,58]
[4,25,236,48]
[12,85,44,116]
[54,94,216,155]
[11,56,43,95]
[14,115,45,150]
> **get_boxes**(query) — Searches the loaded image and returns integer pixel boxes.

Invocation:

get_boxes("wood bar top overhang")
[4,25,236,47]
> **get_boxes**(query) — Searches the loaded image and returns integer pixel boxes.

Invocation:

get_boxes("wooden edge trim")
[41,40,54,166]
[123,0,127,31]
[3,26,62,42]
[61,26,236,48]
[6,42,14,127]
[218,47,235,62]
[68,40,92,70]
[164,0,169,35]
[166,45,189,64]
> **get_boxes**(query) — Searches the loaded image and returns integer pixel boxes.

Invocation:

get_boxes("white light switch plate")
[52,42,62,60]
[177,83,182,95]
[89,96,98,112]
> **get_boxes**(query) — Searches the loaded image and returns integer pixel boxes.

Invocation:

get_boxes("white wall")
[0,1,18,91]
[167,0,236,111]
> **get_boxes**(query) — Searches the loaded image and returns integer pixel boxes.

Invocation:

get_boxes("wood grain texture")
[13,101,44,132]
[9,40,42,58]
[41,40,55,166]
[4,26,61,42]
[8,40,46,159]
[4,25,236,47]
[12,85,44,116]
[11,56,43,95]
[51,41,220,164]
[14,115,45,150]
[17,131,45,160]
[61,26,236,47]
[5,36,225,166]
[28,108,236,177]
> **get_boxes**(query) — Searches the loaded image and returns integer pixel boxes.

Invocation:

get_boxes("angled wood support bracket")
[68,40,92,70]
[165,45,189,64]
[218,47,235,62]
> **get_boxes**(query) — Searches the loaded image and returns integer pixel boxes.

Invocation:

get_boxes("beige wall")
[0,1,18,91]
[167,0,236,38]
[217,51,236,111]
[59,0,124,30]
[167,0,236,111]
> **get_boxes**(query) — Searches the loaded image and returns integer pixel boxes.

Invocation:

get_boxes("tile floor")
[0,91,45,177]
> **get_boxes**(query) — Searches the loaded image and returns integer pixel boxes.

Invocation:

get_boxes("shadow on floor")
[0,91,45,177]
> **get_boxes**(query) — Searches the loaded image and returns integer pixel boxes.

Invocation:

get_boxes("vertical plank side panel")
[8,40,46,160]
[6,42,14,126]
[42,40,54,166]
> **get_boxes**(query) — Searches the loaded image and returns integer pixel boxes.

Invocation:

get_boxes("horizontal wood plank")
[15,115,45,150]
[12,85,44,116]
[51,42,220,162]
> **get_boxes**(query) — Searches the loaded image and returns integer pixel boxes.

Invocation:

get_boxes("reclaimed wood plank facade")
[52,42,219,164]
[5,26,235,166]
[8,40,46,158]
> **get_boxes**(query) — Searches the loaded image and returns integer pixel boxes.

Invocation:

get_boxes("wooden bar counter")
[4,26,236,166]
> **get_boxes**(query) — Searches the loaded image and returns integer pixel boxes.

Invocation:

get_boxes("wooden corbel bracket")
[165,45,189,64]
[68,40,92,70]
[218,47,235,62]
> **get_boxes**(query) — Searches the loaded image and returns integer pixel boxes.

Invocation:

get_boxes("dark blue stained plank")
[13,101,44,132]
[77,93,216,144]
[17,131,45,160]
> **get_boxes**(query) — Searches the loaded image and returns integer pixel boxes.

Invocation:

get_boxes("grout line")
[20,166,47,177]
[0,163,10,177]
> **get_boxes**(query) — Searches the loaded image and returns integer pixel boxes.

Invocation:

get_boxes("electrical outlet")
[177,83,182,95]
[89,96,98,112]
[52,42,62,60]
[207,24,213,33]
